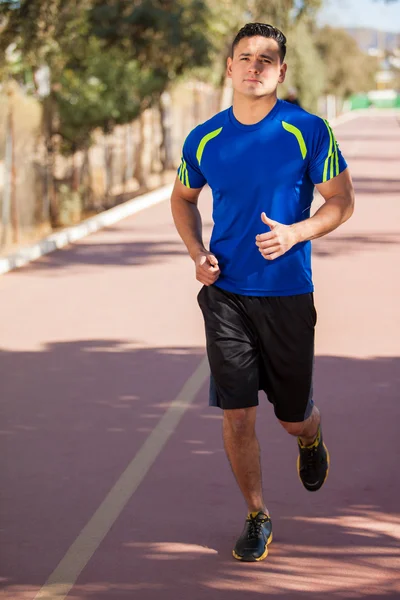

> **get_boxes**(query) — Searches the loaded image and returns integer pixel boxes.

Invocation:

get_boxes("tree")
[315,26,379,98]
[55,40,160,152]
[1,0,213,142]
[88,0,213,167]
[89,0,212,84]
[282,19,325,112]
[0,0,214,216]
[0,1,96,222]
[197,0,324,110]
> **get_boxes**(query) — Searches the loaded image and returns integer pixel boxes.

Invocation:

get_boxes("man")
[285,86,302,107]
[170,22,354,562]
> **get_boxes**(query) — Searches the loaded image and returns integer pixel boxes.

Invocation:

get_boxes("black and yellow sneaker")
[232,511,273,562]
[297,426,330,492]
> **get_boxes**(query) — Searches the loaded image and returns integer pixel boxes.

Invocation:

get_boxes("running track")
[1,112,400,599]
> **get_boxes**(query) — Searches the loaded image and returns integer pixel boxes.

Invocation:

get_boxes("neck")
[232,92,278,125]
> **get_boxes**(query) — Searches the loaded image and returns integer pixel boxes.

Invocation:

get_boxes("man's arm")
[256,168,355,260]
[170,176,205,260]
[293,167,355,243]
[171,177,220,285]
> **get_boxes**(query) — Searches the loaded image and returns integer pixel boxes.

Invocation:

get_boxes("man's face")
[227,36,287,98]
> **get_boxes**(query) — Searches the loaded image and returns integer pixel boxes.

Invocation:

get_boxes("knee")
[224,408,255,438]
[279,419,305,437]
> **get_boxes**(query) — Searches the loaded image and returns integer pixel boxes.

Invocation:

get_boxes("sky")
[318,0,400,32]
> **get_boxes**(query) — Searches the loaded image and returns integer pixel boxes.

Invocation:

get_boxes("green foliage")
[89,0,212,79]
[245,0,323,32]
[0,0,380,159]
[192,0,324,94]
[0,1,91,66]
[282,20,325,112]
[56,38,163,153]
[315,26,379,98]
[0,0,212,154]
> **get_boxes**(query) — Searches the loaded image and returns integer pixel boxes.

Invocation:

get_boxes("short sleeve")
[308,118,347,185]
[177,129,207,189]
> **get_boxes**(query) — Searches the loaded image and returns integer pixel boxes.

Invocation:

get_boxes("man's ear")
[226,56,233,78]
[278,62,287,84]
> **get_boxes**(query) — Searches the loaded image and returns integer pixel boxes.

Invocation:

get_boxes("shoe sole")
[297,442,330,492]
[232,532,273,562]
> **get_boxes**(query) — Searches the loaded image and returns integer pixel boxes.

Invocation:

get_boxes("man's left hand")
[255,212,298,260]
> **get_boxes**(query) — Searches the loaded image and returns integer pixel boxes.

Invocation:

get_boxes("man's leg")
[278,405,320,444]
[249,293,328,492]
[197,286,272,560]
[223,406,273,562]
[279,406,329,492]
[223,406,268,514]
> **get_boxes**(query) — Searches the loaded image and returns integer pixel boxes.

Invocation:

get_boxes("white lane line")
[33,355,209,600]
[0,184,173,275]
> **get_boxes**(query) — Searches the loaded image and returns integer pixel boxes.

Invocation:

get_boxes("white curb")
[0,184,173,275]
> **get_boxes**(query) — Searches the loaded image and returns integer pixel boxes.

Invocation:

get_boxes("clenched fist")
[195,251,220,286]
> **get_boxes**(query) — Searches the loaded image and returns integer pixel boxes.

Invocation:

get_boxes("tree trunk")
[2,97,13,248]
[42,93,58,226]
[134,110,152,188]
[71,150,80,192]
[80,147,93,210]
[134,113,145,187]
[218,76,233,112]
[104,134,113,204]
[121,126,128,193]
[192,85,200,126]
[158,92,174,171]
[125,123,134,185]
[8,100,18,244]
[216,44,232,113]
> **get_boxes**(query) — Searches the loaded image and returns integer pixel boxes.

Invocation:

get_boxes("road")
[1,112,399,599]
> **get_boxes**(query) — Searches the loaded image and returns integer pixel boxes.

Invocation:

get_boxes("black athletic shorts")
[197,284,317,422]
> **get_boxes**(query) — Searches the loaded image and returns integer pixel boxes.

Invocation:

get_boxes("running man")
[171,22,354,562]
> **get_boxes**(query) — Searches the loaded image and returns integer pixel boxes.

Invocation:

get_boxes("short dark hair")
[231,23,287,62]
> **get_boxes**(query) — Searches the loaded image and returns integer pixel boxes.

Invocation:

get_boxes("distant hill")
[345,28,400,53]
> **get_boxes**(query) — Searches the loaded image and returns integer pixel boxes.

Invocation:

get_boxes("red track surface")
[1,113,400,599]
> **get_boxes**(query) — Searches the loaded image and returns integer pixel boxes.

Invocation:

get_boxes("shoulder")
[275,100,330,139]
[184,109,229,148]
[274,101,334,160]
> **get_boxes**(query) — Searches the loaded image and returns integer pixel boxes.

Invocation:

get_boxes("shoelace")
[247,515,268,539]
[302,446,318,471]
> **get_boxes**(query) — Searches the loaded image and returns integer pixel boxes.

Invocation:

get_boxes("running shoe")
[297,426,330,491]
[232,511,272,561]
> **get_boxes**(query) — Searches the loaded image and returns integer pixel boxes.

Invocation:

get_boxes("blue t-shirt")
[178,99,347,296]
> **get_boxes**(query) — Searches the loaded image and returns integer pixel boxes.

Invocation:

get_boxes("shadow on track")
[352,177,400,195]
[313,232,400,257]
[14,240,188,272]
[1,342,399,599]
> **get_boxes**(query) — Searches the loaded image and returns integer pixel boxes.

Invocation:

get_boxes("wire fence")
[0,80,219,255]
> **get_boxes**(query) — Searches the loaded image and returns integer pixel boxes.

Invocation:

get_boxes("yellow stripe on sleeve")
[183,160,190,188]
[335,144,339,176]
[322,120,334,182]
